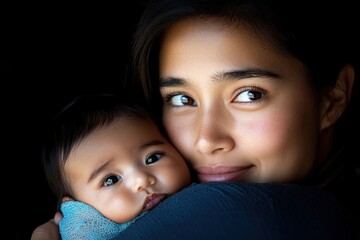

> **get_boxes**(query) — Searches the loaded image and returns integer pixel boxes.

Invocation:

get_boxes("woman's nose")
[194,111,234,154]
[130,172,156,193]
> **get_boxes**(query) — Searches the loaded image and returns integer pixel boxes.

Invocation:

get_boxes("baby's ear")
[62,196,74,203]
[320,64,355,130]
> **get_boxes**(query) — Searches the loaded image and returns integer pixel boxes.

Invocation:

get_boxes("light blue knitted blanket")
[59,201,146,240]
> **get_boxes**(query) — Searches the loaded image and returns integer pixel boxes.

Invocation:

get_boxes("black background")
[10,1,147,239]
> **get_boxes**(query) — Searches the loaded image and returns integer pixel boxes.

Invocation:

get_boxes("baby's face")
[64,117,191,223]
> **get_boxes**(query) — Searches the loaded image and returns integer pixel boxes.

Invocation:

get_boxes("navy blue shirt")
[116,182,359,240]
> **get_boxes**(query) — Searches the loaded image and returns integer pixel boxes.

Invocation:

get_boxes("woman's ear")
[320,64,355,130]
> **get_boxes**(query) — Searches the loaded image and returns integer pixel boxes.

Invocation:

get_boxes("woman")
[32,0,360,239]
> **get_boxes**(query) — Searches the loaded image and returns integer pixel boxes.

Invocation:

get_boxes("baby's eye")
[169,94,197,106]
[102,175,122,187]
[234,89,265,103]
[146,152,164,165]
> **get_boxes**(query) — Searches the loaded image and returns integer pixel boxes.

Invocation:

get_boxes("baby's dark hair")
[41,94,153,209]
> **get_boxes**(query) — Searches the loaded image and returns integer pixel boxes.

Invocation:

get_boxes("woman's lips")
[143,194,166,211]
[194,166,252,182]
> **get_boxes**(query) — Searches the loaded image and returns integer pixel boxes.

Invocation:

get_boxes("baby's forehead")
[108,115,158,131]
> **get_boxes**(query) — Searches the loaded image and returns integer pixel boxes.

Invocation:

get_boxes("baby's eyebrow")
[88,160,112,183]
[139,140,165,150]
[88,140,166,183]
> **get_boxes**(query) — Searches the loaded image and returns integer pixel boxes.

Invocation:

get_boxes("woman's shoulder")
[118,182,359,240]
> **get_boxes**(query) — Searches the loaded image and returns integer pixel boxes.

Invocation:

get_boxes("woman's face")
[159,18,323,183]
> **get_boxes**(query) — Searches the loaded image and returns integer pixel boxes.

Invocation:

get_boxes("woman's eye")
[170,94,197,106]
[146,152,164,165]
[102,175,122,187]
[234,89,265,103]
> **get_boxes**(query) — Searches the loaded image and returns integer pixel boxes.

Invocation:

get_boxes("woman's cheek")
[163,117,193,159]
[248,113,314,181]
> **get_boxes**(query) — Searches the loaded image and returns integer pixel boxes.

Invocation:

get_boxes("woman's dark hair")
[41,94,152,209]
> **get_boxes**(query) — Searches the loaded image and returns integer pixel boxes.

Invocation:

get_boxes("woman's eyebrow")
[159,77,187,87]
[159,68,280,87]
[213,69,280,82]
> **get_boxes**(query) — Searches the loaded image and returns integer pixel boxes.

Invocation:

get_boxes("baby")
[41,94,191,239]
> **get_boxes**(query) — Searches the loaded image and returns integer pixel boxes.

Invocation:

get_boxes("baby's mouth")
[143,194,167,211]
